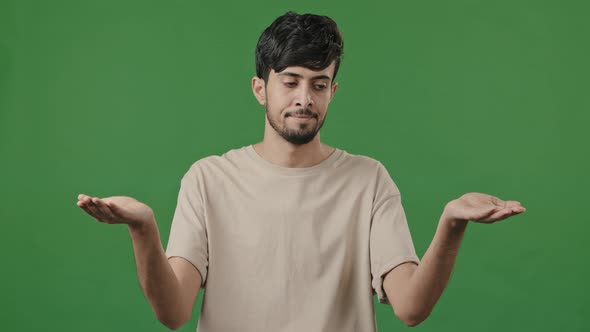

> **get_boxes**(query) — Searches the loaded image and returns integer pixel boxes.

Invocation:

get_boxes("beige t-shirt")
[165,144,420,332]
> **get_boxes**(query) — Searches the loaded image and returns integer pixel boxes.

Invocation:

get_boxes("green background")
[1,0,588,331]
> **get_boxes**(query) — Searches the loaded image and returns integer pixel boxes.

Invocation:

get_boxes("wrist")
[441,203,469,230]
[128,216,157,233]
[443,217,468,230]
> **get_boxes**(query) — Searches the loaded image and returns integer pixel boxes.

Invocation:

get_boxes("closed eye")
[283,82,328,91]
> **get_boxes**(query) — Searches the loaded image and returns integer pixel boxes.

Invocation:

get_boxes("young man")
[76,11,525,331]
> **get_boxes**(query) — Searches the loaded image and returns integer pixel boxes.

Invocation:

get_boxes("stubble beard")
[265,104,327,146]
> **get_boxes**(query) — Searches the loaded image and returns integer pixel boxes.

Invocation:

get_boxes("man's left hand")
[443,192,526,225]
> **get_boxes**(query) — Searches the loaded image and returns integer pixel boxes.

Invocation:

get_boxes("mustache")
[287,109,316,117]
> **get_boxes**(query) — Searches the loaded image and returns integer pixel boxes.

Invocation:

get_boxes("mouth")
[291,117,313,121]
[288,115,315,122]
[287,113,315,118]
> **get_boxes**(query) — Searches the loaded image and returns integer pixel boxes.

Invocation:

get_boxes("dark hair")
[255,11,344,83]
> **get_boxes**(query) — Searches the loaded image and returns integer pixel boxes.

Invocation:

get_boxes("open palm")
[444,192,526,224]
[77,194,154,226]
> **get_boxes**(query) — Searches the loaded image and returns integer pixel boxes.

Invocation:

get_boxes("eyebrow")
[278,72,332,81]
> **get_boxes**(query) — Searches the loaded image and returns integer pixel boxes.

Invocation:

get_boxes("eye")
[314,84,327,91]
[284,82,297,88]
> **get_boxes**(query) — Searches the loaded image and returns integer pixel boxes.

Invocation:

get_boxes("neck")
[253,133,334,168]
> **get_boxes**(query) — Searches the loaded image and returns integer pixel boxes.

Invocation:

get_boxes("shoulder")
[341,151,401,195]
[183,145,250,176]
[338,149,387,175]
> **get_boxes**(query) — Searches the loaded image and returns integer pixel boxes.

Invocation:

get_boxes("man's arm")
[77,194,202,330]
[383,193,525,327]
[383,214,466,327]
[128,220,202,330]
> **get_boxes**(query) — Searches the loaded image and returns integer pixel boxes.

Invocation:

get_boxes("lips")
[289,116,314,121]
[289,114,314,118]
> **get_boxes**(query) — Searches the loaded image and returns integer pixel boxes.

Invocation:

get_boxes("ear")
[330,82,339,102]
[252,76,266,106]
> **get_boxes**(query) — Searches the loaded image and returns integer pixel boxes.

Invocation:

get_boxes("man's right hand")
[77,194,154,227]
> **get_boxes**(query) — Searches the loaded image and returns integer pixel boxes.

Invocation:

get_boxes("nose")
[295,86,314,108]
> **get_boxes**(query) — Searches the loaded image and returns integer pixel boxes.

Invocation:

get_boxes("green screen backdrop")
[1,0,588,331]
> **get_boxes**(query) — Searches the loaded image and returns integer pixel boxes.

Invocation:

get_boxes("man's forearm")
[401,213,468,322]
[387,193,524,326]
[127,219,187,328]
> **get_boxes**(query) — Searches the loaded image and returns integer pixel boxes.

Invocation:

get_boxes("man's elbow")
[159,318,184,331]
[157,313,189,330]
[395,308,431,327]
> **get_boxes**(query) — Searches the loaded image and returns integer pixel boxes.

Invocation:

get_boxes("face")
[252,62,338,145]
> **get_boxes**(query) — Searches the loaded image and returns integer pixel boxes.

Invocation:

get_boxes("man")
[76,11,525,331]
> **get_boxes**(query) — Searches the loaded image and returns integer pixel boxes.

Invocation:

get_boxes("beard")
[266,105,327,145]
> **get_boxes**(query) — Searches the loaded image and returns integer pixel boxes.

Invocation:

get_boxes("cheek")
[315,99,330,112]
[268,93,293,110]
[315,93,331,105]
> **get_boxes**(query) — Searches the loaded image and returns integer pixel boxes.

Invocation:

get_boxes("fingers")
[77,194,98,215]
[488,208,515,221]
[490,196,524,210]
[497,200,526,215]
[490,196,507,208]
[93,197,117,221]
[505,200,524,209]
[101,198,119,213]
[470,205,497,220]
[486,205,526,222]
[511,205,526,213]
[487,196,526,221]
[82,196,102,219]
[77,194,116,224]
[77,195,95,216]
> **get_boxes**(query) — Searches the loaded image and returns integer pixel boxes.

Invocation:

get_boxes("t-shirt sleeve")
[370,162,420,305]
[165,164,209,288]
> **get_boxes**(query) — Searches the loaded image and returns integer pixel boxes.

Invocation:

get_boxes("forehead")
[271,62,336,81]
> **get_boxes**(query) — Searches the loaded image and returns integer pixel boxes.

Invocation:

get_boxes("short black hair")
[255,11,344,83]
